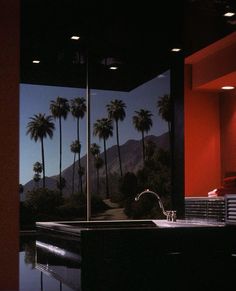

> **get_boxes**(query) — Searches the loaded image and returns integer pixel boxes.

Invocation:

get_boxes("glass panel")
[20,69,170,225]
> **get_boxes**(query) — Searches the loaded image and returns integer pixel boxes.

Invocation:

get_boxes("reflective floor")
[20,235,81,291]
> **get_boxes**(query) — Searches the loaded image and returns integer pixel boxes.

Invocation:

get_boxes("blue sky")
[20,70,170,184]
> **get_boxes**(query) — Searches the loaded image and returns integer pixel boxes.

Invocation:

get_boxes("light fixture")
[109,66,118,70]
[71,35,80,40]
[221,86,235,90]
[32,60,40,64]
[224,12,235,17]
[171,48,181,52]
[101,57,122,70]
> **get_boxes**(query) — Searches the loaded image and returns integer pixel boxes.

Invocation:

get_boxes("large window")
[20,70,171,223]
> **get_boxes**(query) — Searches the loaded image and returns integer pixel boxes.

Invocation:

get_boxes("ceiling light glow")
[32,60,40,64]
[224,12,235,17]
[109,66,118,70]
[171,48,181,52]
[71,35,80,40]
[221,86,235,90]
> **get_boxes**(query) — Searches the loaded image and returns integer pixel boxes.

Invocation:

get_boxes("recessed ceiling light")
[171,48,181,52]
[224,12,235,17]
[221,86,235,90]
[109,66,118,70]
[71,35,80,40]
[32,60,40,64]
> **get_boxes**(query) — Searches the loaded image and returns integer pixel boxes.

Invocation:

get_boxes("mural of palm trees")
[70,140,81,195]
[91,143,104,195]
[50,97,70,194]
[157,94,172,144]
[33,161,42,187]
[107,99,126,177]
[133,109,153,163]
[26,113,55,188]
[70,97,86,194]
[93,118,113,198]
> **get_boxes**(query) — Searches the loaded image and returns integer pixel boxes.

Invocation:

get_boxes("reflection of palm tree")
[70,97,86,194]
[27,114,55,188]
[107,99,126,176]
[70,140,81,195]
[50,97,70,194]
[93,118,113,198]
[91,143,104,195]
[157,94,172,144]
[133,109,153,163]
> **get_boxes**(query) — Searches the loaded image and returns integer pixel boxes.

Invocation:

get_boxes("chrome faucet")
[134,189,176,221]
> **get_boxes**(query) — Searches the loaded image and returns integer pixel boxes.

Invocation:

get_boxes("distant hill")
[22,132,169,198]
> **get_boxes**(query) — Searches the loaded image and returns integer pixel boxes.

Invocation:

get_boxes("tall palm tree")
[133,109,153,163]
[70,140,81,196]
[107,99,126,176]
[91,143,104,195]
[157,94,172,144]
[26,113,55,188]
[70,97,86,193]
[93,118,113,198]
[50,97,70,194]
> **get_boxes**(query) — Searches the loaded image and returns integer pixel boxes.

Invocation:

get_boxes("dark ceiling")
[20,0,236,91]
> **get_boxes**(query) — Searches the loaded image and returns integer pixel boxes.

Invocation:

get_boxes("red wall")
[0,1,19,289]
[220,90,236,177]
[185,65,221,196]
[184,32,236,197]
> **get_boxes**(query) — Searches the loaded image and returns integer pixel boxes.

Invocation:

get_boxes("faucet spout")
[134,189,167,216]
[134,189,176,221]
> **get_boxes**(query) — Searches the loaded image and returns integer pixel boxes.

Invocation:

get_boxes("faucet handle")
[171,210,177,222]
[166,210,177,222]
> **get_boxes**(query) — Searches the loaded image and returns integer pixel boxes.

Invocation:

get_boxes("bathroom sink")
[36,219,225,237]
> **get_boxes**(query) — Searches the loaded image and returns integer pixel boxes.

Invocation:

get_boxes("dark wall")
[0,0,19,289]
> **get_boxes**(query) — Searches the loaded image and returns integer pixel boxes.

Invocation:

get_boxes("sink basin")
[36,219,225,237]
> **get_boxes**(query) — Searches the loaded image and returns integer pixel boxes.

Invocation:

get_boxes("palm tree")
[33,161,42,175]
[91,143,100,157]
[70,97,86,193]
[26,113,55,188]
[107,99,126,177]
[70,140,81,195]
[93,118,113,198]
[91,143,104,195]
[157,94,172,144]
[50,97,70,194]
[33,161,42,187]
[133,109,153,163]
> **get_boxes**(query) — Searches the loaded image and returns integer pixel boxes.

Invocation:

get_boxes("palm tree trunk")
[168,121,172,149]
[77,118,83,194]
[141,130,145,163]
[41,137,45,188]
[116,120,123,176]
[72,153,76,196]
[97,168,99,195]
[59,116,62,195]
[103,139,109,198]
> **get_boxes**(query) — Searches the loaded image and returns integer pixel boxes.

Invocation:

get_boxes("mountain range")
[22,132,169,199]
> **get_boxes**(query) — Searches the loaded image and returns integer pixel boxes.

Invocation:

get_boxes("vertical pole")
[86,54,91,221]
